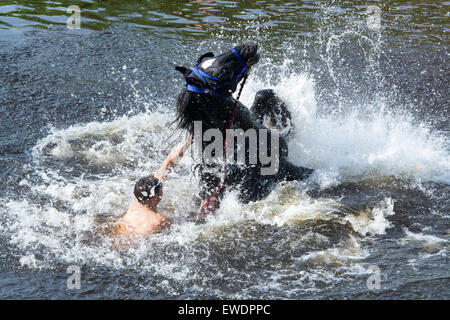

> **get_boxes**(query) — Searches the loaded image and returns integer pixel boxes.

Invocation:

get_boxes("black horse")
[174,43,313,213]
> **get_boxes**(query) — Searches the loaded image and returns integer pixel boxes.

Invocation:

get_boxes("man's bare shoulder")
[120,201,171,234]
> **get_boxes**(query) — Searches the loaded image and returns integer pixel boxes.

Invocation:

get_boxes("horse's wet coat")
[174,43,313,210]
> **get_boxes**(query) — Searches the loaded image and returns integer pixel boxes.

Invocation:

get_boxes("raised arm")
[154,136,192,180]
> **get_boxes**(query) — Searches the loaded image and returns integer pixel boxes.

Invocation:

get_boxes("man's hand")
[155,136,191,181]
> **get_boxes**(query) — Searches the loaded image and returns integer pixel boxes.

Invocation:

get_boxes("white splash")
[241,70,450,187]
[343,198,395,236]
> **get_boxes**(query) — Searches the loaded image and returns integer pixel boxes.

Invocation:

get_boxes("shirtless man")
[120,140,190,235]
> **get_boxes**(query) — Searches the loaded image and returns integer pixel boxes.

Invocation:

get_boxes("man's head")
[134,175,162,206]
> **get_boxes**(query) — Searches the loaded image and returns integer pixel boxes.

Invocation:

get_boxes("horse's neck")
[202,95,234,124]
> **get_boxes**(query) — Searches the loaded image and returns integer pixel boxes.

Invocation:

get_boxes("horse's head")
[175,43,260,97]
[174,43,260,134]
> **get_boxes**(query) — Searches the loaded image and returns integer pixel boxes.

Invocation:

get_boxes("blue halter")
[185,48,248,99]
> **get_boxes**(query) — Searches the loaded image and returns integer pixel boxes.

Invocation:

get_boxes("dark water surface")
[0,1,448,299]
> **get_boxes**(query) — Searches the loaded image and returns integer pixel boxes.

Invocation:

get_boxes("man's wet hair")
[134,175,161,205]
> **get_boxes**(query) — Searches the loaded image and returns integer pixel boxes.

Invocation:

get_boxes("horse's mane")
[170,88,233,180]
[173,89,234,136]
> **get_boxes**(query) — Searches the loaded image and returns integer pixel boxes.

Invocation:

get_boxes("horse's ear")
[175,65,190,76]
[197,52,214,64]
[175,65,205,88]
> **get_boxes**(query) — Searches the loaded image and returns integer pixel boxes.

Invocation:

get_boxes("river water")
[0,0,448,299]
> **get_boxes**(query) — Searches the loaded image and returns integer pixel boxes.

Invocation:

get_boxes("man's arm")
[154,136,191,180]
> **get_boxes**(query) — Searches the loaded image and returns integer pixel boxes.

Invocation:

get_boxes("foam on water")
[402,227,448,269]
[298,236,370,267]
[242,69,450,187]
[400,228,448,252]
[33,111,173,168]
[342,198,395,236]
